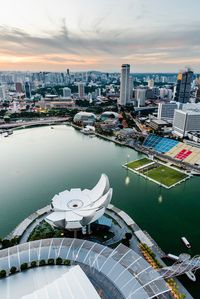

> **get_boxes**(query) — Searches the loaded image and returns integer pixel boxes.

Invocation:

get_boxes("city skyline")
[0,0,200,72]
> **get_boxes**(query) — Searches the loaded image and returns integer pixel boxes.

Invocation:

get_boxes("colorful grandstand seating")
[143,135,179,153]
[175,149,192,160]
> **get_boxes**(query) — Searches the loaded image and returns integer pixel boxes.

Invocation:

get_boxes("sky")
[0,0,200,72]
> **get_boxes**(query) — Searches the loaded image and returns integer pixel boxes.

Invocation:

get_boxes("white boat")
[167,253,179,261]
[185,271,196,282]
[81,125,95,135]
[181,237,191,249]
[191,170,200,176]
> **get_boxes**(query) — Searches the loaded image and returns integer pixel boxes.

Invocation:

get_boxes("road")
[0,117,69,129]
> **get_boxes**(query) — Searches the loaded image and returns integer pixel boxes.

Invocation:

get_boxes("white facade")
[46,174,112,229]
[129,76,133,99]
[135,88,146,107]
[148,79,154,89]
[63,87,71,98]
[118,64,130,106]
[173,109,200,137]
[21,266,100,299]
[157,102,178,121]
[160,88,173,100]
[73,111,97,124]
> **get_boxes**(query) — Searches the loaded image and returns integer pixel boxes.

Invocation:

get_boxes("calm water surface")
[0,125,199,296]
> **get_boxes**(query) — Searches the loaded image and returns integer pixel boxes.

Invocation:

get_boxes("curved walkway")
[0,238,170,299]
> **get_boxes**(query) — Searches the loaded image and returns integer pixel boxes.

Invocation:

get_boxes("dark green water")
[0,125,199,296]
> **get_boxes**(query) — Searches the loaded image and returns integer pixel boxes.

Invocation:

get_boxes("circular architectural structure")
[0,238,170,299]
[46,174,112,229]
[100,111,121,122]
[73,112,97,125]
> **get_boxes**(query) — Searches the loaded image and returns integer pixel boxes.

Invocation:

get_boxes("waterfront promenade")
[70,122,200,174]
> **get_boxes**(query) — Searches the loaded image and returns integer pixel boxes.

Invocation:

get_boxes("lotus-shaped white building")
[46,174,112,230]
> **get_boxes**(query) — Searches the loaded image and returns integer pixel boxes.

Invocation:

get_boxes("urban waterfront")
[0,125,200,295]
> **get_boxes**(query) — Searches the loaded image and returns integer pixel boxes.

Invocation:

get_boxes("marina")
[0,125,200,297]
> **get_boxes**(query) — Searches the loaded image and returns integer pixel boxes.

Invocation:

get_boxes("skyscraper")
[129,77,133,99]
[63,87,71,98]
[135,88,146,107]
[148,79,154,89]
[0,85,7,101]
[174,68,193,103]
[15,82,23,93]
[78,82,85,99]
[118,64,130,106]
[24,81,31,99]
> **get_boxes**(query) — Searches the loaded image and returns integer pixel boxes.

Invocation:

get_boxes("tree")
[64,259,70,266]
[39,260,46,266]
[121,238,130,247]
[47,259,54,265]
[10,266,17,274]
[2,239,10,248]
[20,263,28,271]
[30,261,37,268]
[125,233,132,240]
[56,257,63,265]
[0,270,6,278]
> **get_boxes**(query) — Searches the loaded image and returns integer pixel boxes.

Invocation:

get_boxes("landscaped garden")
[28,221,64,241]
[28,219,115,244]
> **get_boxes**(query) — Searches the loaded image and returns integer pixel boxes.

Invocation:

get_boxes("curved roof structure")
[73,112,97,123]
[100,111,120,120]
[46,174,112,229]
[20,266,100,299]
[0,238,170,299]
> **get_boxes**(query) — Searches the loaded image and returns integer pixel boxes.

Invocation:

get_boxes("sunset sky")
[0,0,200,72]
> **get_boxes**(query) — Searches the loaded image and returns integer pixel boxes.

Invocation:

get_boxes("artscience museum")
[46,174,112,230]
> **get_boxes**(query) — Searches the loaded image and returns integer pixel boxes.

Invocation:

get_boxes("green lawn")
[144,165,188,187]
[126,157,152,169]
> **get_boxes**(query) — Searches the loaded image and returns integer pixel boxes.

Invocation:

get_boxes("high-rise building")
[160,88,173,100]
[135,88,146,107]
[157,102,178,121]
[174,68,193,103]
[15,82,23,93]
[173,109,200,137]
[0,85,7,101]
[118,64,130,106]
[24,81,31,99]
[148,79,154,89]
[78,82,85,98]
[129,77,133,99]
[63,87,71,98]
[196,78,200,102]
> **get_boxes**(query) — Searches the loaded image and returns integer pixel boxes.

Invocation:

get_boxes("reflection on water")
[158,194,163,203]
[125,176,130,185]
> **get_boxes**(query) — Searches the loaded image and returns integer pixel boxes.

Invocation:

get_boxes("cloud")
[0,22,200,71]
